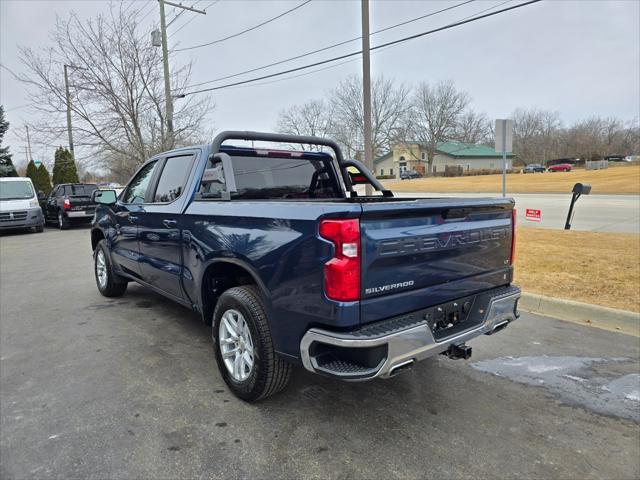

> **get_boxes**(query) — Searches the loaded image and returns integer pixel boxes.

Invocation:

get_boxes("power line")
[138,1,158,24]
[167,0,201,27]
[169,0,219,37]
[174,0,313,52]
[220,1,515,93]
[183,0,474,89]
[180,0,541,97]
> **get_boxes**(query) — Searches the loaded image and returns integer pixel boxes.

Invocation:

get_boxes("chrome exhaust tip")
[388,359,414,377]
[486,320,510,336]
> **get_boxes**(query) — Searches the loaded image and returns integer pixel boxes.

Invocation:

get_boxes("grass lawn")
[516,227,640,312]
[385,164,640,195]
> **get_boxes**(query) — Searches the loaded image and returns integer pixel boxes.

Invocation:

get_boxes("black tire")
[35,223,44,233]
[58,210,70,230]
[212,286,291,402]
[94,240,128,297]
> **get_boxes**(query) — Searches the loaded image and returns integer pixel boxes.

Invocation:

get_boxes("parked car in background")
[0,177,44,233]
[547,163,572,172]
[624,155,638,162]
[400,170,422,180]
[90,131,520,401]
[523,164,546,173]
[44,183,98,229]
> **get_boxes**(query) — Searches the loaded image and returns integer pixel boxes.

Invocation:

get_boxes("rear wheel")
[94,240,128,297]
[58,211,70,230]
[212,286,291,402]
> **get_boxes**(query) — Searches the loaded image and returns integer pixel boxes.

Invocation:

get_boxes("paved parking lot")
[1,227,639,479]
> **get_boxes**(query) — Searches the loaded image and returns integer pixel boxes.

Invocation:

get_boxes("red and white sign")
[525,208,542,222]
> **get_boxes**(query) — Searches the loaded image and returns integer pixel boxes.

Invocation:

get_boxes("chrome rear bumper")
[300,286,520,380]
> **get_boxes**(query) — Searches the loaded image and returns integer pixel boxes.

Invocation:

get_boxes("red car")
[547,163,572,172]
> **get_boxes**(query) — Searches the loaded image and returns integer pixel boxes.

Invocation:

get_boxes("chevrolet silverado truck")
[90,131,520,402]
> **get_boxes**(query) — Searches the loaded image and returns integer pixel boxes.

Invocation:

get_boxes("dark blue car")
[90,131,520,401]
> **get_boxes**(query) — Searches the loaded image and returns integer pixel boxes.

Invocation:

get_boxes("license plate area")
[423,294,491,341]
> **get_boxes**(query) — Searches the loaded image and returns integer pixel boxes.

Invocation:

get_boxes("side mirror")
[37,191,46,201]
[93,189,117,206]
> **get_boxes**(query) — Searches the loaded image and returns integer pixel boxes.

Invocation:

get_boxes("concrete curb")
[520,292,640,336]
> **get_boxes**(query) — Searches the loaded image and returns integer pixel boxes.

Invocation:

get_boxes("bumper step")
[300,285,521,381]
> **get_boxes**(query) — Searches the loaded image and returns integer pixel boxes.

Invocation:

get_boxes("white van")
[0,177,45,233]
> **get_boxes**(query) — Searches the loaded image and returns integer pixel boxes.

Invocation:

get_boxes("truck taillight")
[319,219,360,302]
[63,199,71,210]
[510,209,516,265]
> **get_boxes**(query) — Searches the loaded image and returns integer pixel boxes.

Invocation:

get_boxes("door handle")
[128,215,138,223]
[163,219,178,228]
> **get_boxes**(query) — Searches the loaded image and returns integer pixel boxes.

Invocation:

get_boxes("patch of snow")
[625,391,640,402]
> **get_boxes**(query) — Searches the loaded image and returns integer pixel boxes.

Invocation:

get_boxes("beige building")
[374,141,515,178]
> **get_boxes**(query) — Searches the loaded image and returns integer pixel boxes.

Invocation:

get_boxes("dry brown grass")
[516,227,640,312]
[385,164,640,194]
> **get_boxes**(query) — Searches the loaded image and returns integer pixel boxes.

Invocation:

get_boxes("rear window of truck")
[199,154,341,200]
[65,184,97,196]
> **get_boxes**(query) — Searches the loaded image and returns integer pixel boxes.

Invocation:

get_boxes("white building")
[374,141,515,178]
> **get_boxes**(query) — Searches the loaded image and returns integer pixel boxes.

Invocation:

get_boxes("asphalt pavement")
[392,192,640,234]
[1,228,639,479]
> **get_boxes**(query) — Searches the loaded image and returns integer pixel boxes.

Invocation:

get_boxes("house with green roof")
[374,141,515,179]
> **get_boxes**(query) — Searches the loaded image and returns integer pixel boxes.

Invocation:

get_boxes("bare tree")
[19,6,212,181]
[402,80,470,174]
[454,110,492,145]
[330,75,411,159]
[275,100,335,151]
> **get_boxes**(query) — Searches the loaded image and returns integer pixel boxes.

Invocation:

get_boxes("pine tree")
[26,159,38,182]
[52,147,79,185]
[0,105,18,177]
[36,163,52,195]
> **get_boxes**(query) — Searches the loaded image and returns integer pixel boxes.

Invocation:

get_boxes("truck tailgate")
[359,198,514,324]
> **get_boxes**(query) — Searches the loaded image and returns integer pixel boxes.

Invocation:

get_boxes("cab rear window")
[200,154,341,200]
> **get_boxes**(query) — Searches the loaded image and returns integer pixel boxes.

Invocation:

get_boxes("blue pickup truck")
[90,131,520,401]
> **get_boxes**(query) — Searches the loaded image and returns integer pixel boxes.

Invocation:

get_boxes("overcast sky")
[1,0,639,169]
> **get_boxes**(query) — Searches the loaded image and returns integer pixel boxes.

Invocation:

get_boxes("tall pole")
[64,64,74,155]
[159,0,174,149]
[25,125,33,163]
[361,0,373,196]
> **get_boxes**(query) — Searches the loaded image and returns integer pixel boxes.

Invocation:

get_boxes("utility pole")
[25,125,33,163]
[64,64,74,155]
[156,0,206,149]
[361,0,373,196]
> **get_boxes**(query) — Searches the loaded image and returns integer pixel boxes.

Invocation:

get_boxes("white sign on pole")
[494,119,513,153]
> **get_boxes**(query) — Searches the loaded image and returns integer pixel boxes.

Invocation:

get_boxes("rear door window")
[152,155,194,203]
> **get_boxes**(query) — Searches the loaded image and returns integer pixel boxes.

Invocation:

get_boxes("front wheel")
[213,286,291,402]
[94,240,128,297]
